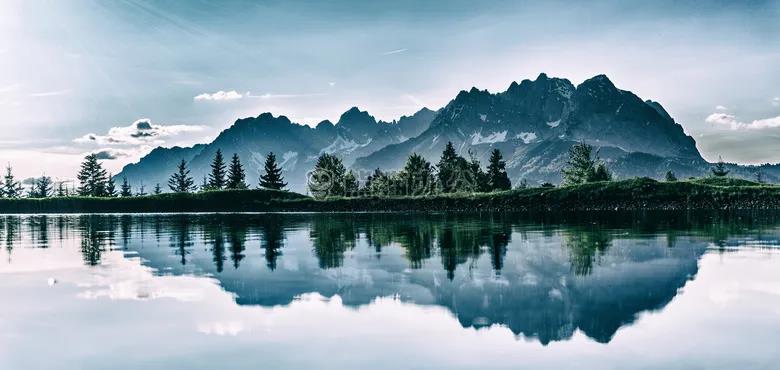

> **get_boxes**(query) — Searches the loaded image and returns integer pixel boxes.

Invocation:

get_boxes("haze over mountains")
[117,74,779,191]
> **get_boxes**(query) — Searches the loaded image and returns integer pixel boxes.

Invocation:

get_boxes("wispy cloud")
[193,90,243,101]
[706,112,780,130]
[29,89,72,97]
[74,118,206,146]
[715,105,728,111]
[381,48,408,56]
[772,97,779,107]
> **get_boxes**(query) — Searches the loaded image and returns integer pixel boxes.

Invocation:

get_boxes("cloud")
[773,97,779,107]
[75,119,206,146]
[715,105,728,111]
[91,148,132,160]
[193,90,243,101]
[381,48,408,55]
[706,112,780,130]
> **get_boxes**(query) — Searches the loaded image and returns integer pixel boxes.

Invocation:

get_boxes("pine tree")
[468,153,490,192]
[665,170,677,182]
[259,152,287,190]
[589,162,612,182]
[208,149,227,190]
[711,156,730,177]
[32,175,53,198]
[226,153,248,189]
[344,170,359,196]
[168,159,195,193]
[2,164,23,198]
[105,174,117,197]
[437,142,459,193]
[154,183,162,195]
[561,142,596,186]
[137,183,147,196]
[120,176,133,197]
[57,181,66,197]
[398,153,435,196]
[77,154,108,196]
[200,175,209,192]
[487,149,511,191]
[308,153,346,198]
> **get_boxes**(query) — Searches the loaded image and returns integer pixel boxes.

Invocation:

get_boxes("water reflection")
[2,212,780,345]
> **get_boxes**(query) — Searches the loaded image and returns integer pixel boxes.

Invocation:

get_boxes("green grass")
[1,177,779,213]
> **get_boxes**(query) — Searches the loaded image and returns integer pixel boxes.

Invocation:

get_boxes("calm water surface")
[1,212,779,369]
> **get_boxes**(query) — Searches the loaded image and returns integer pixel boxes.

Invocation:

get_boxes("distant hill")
[116,73,780,191]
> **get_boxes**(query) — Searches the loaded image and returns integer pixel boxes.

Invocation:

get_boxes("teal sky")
[1,0,779,179]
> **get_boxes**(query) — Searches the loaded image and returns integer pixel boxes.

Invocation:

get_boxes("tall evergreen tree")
[57,181,67,197]
[77,154,108,197]
[153,183,162,195]
[137,183,147,196]
[226,153,248,189]
[468,153,490,192]
[208,149,227,190]
[120,176,133,197]
[259,152,287,190]
[200,175,208,192]
[32,175,54,198]
[711,156,730,177]
[308,153,346,198]
[105,174,117,197]
[398,153,435,195]
[665,170,677,182]
[344,170,359,196]
[168,159,196,193]
[437,142,459,193]
[487,149,512,191]
[2,164,22,198]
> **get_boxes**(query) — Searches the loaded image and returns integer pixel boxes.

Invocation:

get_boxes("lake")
[1,212,779,369]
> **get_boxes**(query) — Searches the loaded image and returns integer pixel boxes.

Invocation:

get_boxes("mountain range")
[117,73,780,192]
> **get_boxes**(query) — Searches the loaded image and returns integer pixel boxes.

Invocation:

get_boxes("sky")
[1,0,779,181]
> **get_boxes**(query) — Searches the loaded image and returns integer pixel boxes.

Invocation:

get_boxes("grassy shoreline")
[1,178,778,214]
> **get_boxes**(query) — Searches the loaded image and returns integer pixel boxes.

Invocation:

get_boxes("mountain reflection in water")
[2,212,778,345]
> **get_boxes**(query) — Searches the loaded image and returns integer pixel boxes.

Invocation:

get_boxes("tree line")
[2,140,750,200]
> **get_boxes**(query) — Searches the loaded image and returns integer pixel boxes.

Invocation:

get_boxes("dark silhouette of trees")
[153,183,162,195]
[2,164,23,198]
[665,170,677,182]
[259,152,287,190]
[77,154,108,196]
[487,149,511,191]
[120,176,132,197]
[168,159,196,193]
[30,175,53,198]
[309,153,346,198]
[105,174,117,197]
[226,153,248,190]
[208,149,227,190]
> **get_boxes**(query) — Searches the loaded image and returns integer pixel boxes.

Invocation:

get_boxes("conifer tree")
[259,152,287,190]
[344,170,359,196]
[437,142,459,193]
[2,164,22,198]
[487,149,511,191]
[77,154,108,196]
[137,183,147,196]
[208,149,227,190]
[168,159,195,193]
[200,175,209,192]
[308,153,345,198]
[120,176,133,197]
[561,142,595,186]
[105,174,117,197]
[226,153,248,189]
[468,153,490,192]
[398,153,435,195]
[57,181,67,197]
[154,183,162,194]
[32,175,53,198]
[665,170,677,182]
